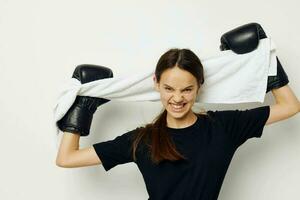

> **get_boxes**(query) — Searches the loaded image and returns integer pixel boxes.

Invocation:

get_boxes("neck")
[166,111,197,129]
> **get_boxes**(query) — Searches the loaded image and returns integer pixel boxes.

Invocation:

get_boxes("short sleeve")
[210,106,270,148]
[92,129,137,171]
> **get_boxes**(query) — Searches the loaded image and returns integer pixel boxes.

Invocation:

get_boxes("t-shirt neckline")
[166,116,200,133]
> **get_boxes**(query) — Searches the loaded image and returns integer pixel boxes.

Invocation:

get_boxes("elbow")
[281,101,300,116]
[286,105,299,117]
[56,156,68,168]
[56,158,65,168]
[291,101,300,115]
[56,155,77,168]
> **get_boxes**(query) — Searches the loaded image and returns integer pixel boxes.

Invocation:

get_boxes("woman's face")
[154,66,200,120]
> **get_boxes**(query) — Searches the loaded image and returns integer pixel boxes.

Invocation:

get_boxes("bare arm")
[266,85,300,125]
[56,132,101,168]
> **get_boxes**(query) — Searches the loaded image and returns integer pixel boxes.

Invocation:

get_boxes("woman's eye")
[164,88,192,92]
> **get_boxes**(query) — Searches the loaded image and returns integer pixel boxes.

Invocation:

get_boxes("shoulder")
[206,106,270,118]
[204,106,270,127]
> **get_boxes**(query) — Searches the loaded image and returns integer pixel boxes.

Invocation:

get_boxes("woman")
[56,48,299,200]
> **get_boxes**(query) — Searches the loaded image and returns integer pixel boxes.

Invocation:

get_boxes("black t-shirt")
[93,106,270,200]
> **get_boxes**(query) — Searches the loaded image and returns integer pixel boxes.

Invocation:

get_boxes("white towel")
[53,38,277,134]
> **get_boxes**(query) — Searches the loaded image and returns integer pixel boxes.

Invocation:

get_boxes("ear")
[196,85,201,94]
[153,75,159,92]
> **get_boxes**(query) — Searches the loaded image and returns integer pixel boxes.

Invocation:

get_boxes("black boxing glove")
[220,22,267,54]
[266,57,289,93]
[220,22,289,93]
[57,64,113,136]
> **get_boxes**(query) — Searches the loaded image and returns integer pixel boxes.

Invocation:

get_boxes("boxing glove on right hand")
[57,64,113,136]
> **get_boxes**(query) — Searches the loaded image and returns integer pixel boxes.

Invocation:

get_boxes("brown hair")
[131,48,208,165]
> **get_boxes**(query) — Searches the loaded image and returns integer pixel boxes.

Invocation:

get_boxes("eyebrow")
[163,84,194,89]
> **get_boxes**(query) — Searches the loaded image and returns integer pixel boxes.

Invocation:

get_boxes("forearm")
[271,85,300,112]
[56,132,80,165]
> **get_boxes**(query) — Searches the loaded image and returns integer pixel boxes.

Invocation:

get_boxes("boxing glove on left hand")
[219,22,289,93]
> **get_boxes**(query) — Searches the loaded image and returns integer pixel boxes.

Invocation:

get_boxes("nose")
[172,92,184,103]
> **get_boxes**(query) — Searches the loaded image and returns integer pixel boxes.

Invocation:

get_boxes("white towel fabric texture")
[53,38,277,134]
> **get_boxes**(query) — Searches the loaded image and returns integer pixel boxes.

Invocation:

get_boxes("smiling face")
[154,66,200,123]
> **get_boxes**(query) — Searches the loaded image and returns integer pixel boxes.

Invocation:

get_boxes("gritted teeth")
[170,103,187,108]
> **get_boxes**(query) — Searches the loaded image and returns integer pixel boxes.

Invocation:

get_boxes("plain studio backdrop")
[0,0,299,199]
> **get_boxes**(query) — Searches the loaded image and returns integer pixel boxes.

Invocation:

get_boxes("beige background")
[0,0,299,199]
